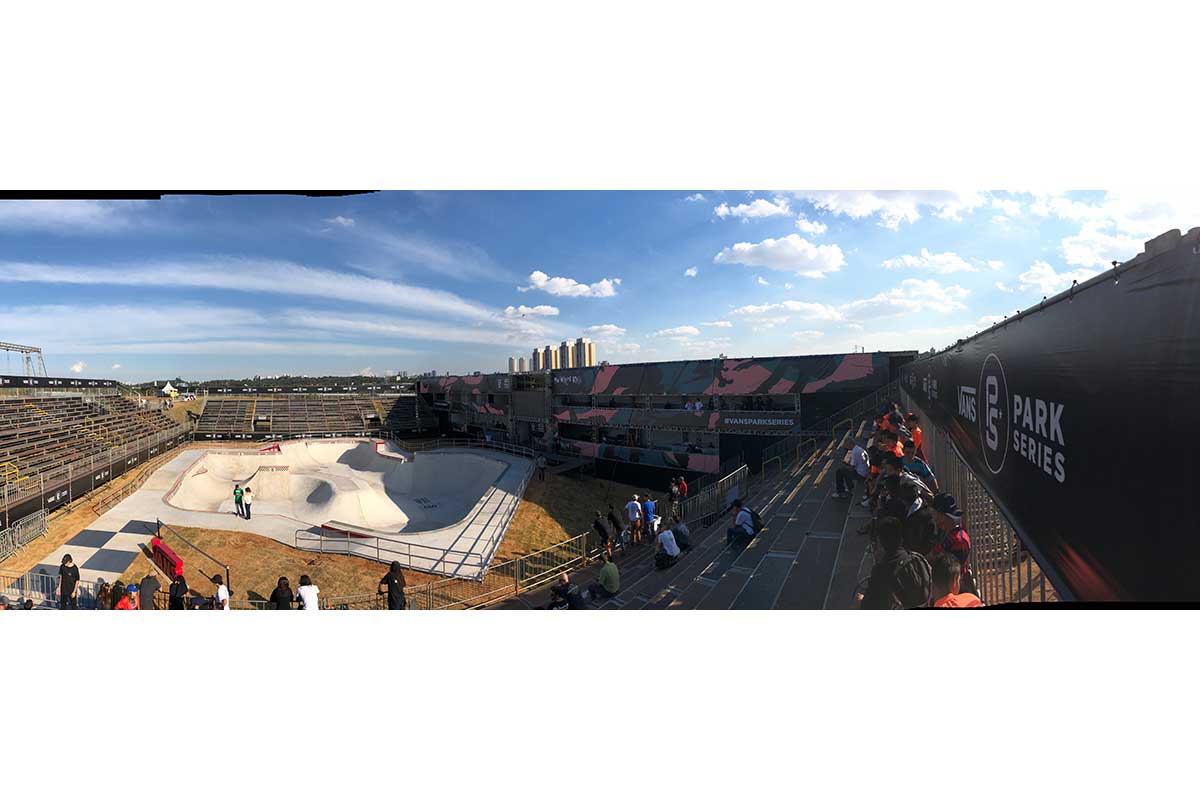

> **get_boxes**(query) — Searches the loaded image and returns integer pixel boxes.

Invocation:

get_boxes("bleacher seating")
[0,395,178,493]
[194,394,433,438]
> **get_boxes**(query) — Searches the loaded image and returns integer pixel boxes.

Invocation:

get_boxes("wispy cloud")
[110,363,122,370]
[0,200,155,234]
[794,215,827,235]
[714,197,791,220]
[700,321,732,328]
[882,248,978,274]
[1016,260,1102,295]
[323,215,355,227]
[584,323,626,340]
[504,304,559,317]
[519,270,621,298]
[684,266,698,277]
[730,300,843,321]
[651,325,700,338]
[790,190,988,229]
[0,258,499,321]
[683,193,706,202]
[70,360,86,374]
[756,276,770,286]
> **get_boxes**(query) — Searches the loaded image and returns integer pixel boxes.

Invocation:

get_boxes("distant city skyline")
[0,190,1192,381]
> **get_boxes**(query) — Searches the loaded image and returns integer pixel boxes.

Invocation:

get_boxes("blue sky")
[0,190,1193,381]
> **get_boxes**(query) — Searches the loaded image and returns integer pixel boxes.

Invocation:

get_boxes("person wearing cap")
[378,561,406,610]
[624,494,643,545]
[929,493,972,584]
[930,552,982,608]
[57,553,80,610]
[116,584,138,610]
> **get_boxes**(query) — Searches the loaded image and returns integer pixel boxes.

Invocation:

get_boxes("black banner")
[0,375,118,389]
[901,228,1200,602]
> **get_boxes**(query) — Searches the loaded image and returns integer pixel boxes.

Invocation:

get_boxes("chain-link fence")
[901,388,1058,604]
[0,508,48,562]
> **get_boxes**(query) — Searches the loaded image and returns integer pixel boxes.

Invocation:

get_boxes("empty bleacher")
[0,395,179,496]
[194,394,434,439]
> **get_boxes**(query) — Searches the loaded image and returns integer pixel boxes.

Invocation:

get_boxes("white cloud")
[990,197,1022,216]
[751,316,790,331]
[714,233,845,278]
[356,367,376,377]
[756,276,770,286]
[789,191,988,229]
[1016,260,1103,295]
[652,325,701,338]
[700,321,733,328]
[0,200,152,234]
[730,300,844,322]
[986,260,1004,270]
[714,197,791,220]
[609,342,642,353]
[323,215,355,227]
[519,270,621,298]
[70,361,86,374]
[335,223,503,282]
[1059,222,1143,268]
[794,216,827,235]
[791,330,825,341]
[882,248,977,274]
[842,278,970,318]
[684,266,698,277]
[784,283,794,289]
[995,281,1014,293]
[683,193,706,202]
[504,304,559,318]
[110,363,122,370]
[583,323,626,340]
[0,258,499,322]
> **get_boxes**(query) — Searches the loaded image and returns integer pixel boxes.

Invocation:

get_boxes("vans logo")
[977,353,1009,475]
[957,386,977,422]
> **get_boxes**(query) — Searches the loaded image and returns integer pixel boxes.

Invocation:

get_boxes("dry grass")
[160,397,204,426]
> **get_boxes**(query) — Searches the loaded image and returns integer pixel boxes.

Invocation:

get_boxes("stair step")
[730,552,796,610]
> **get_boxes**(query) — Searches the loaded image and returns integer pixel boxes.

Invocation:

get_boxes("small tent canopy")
[160,381,177,396]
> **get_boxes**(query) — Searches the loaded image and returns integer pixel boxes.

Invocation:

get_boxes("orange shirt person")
[930,553,982,608]
[905,413,924,459]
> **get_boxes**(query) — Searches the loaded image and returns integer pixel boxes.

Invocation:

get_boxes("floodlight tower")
[0,341,48,377]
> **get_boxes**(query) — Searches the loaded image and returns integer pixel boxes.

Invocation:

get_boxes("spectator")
[242,485,253,520]
[857,517,932,609]
[655,523,681,570]
[57,553,80,610]
[139,572,161,611]
[833,438,869,499]
[168,573,188,610]
[592,511,613,557]
[901,439,939,493]
[905,413,925,460]
[269,577,294,610]
[669,478,680,515]
[929,493,973,588]
[378,562,407,610]
[95,579,111,611]
[586,553,620,601]
[111,581,127,610]
[0,596,8,610]
[930,553,982,608]
[233,484,245,518]
[605,505,625,548]
[22,599,33,610]
[536,453,546,481]
[678,475,688,501]
[549,573,588,609]
[296,575,320,611]
[116,584,138,610]
[641,495,657,538]
[670,514,691,552]
[625,494,643,545]
[726,499,756,548]
[214,574,231,611]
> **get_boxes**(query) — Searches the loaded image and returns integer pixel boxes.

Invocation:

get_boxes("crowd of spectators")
[849,402,980,609]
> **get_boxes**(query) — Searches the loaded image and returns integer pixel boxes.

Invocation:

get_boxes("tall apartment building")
[517,356,528,373]
[508,356,517,373]
[558,341,575,369]
[530,349,542,371]
[572,337,595,368]
[542,344,559,370]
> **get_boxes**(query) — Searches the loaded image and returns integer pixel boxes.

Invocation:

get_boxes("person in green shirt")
[587,554,620,601]
[233,484,245,518]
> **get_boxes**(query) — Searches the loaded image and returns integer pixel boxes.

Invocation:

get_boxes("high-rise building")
[518,356,528,373]
[531,349,541,371]
[559,341,574,369]
[573,337,595,367]
[508,356,517,373]
[542,344,557,370]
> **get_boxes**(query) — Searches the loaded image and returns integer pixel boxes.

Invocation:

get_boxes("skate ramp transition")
[166,439,531,578]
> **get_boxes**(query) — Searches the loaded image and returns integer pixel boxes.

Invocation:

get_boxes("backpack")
[889,550,932,609]
[748,508,765,533]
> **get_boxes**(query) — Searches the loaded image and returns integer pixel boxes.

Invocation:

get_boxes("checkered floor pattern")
[27,519,158,587]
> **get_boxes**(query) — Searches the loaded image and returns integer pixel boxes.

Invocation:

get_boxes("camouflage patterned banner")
[420,373,513,396]
[551,406,802,433]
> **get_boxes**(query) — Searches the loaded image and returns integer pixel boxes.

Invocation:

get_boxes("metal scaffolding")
[0,342,48,377]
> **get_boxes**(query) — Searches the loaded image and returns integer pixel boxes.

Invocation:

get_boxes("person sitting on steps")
[726,499,756,549]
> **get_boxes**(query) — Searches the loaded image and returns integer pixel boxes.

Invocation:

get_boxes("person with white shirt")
[625,494,644,545]
[833,438,870,499]
[295,574,320,611]
[214,574,231,611]
[726,499,756,548]
[655,524,681,569]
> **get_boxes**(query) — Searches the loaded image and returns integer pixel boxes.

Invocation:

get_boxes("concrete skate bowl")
[164,439,532,578]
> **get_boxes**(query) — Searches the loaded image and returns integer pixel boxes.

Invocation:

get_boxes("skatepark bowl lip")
[154,438,534,579]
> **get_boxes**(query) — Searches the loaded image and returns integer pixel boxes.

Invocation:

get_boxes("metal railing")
[901,387,1058,604]
[679,464,749,529]
[0,568,106,608]
[0,509,48,562]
